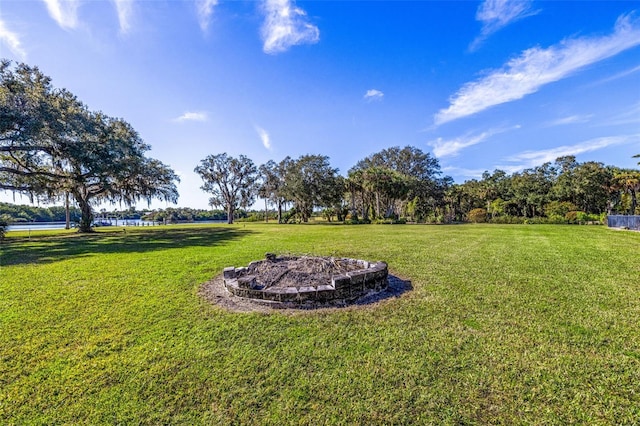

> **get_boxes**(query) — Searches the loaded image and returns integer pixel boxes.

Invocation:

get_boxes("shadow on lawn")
[0,227,253,266]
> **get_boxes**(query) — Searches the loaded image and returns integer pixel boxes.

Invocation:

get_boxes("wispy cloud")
[173,111,208,123]
[471,0,537,50]
[112,0,134,34]
[256,126,272,150]
[428,125,520,158]
[0,18,27,60]
[547,114,593,127]
[598,102,640,127]
[42,0,80,30]
[588,64,640,87]
[196,0,218,32]
[364,89,384,102]
[503,134,638,170]
[261,0,320,54]
[435,13,640,126]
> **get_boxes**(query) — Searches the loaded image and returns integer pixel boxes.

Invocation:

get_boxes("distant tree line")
[141,207,231,223]
[194,151,640,225]
[6,150,635,226]
[0,202,81,223]
[195,147,450,224]
[450,156,639,223]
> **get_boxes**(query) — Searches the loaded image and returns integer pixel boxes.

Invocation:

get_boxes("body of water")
[7,222,70,231]
[6,219,225,232]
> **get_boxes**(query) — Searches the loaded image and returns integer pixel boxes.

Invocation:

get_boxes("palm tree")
[613,171,640,214]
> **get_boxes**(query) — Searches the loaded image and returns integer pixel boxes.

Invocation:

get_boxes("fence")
[607,215,640,230]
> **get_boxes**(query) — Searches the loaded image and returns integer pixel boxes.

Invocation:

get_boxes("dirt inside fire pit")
[248,256,366,289]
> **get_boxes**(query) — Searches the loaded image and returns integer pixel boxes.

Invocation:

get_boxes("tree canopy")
[0,60,180,232]
[258,159,288,223]
[349,146,446,221]
[194,153,258,224]
[280,154,341,223]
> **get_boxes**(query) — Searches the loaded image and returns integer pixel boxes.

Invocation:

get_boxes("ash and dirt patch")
[247,256,367,289]
[199,273,412,314]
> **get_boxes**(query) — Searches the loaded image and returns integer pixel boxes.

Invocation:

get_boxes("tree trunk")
[227,204,234,224]
[350,188,357,220]
[65,192,70,230]
[361,191,368,220]
[76,195,94,233]
[265,199,268,223]
[277,201,283,224]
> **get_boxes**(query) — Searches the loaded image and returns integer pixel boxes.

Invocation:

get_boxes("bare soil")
[248,256,366,289]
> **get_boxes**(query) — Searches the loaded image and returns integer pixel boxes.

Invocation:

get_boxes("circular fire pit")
[222,253,388,305]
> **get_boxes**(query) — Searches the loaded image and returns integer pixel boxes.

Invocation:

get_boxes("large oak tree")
[194,153,258,224]
[1,60,180,232]
[349,146,445,220]
[281,155,341,223]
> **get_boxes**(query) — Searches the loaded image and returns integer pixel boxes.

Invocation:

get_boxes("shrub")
[576,211,588,224]
[425,214,444,224]
[545,201,578,218]
[0,214,12,240]
[578,212,604,225]
[467,208,488,223]
[490,215,525,224]
[547,214,568,224]
[345,218,371,225]
[372,218,407,225]
[565,211,584,224]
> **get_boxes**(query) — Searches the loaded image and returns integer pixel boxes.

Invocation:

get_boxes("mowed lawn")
[1,224,639,424]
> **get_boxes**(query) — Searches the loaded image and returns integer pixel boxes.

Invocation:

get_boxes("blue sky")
[1,0,639,210]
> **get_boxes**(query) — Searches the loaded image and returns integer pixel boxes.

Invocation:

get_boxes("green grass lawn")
[1,224,639,424]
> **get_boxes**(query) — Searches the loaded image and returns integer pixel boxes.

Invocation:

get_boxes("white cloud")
[435,13,640,126]
[256,126,272,150]
[112,0,134,34]
[261,0,320,54]
[503,134,638,170]
[173,111,208,122]
[196,0,218,32]
[471,0,537,50]
[547,114,593,126]
[364,89,384,102]
[428,125,520,158]
[42,0,80,30]
[0,19,27,60]
[429,133,489,158]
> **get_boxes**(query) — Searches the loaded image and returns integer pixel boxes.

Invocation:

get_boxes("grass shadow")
[0,226,253,266]
[351,274,413,306]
